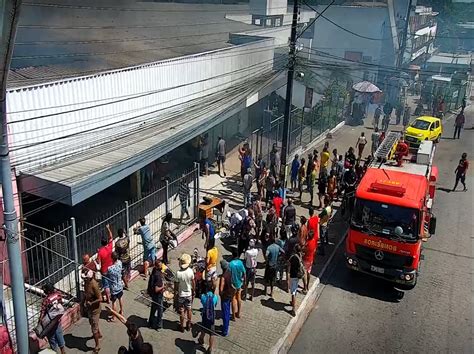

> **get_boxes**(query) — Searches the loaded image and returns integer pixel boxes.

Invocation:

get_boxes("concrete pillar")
[130,170,142,200]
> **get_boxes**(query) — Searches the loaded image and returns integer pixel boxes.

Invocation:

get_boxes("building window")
[266,18,272,26]
[275,18,281,26]
[255,18,261,26]
[344,51,363,62]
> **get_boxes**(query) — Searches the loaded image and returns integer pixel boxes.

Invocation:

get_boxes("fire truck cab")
[345,132,438,289]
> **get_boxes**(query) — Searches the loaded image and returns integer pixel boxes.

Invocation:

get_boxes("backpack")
[204,293,215,323]
[292,254,305,279]
[34,294,65,339]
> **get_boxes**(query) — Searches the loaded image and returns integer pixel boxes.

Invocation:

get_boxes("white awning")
[19,72,285,205]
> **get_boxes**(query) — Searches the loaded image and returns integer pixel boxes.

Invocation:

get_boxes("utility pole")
[397,0,414,69]
[0,1,28,353]
[280,0,299,189]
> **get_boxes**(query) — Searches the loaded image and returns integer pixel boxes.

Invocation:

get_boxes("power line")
[12,36,280,60]
[296,0,334,40]
[301,2,474,41]
[21,77,285,216]
[13,30,247,46]
[8,59,286,143]
[11,67,283,155]
[9,43,284,89]
[10,62,286,157]
[22,2,290,14]
[8,53,283,125]
[13,72,285,208]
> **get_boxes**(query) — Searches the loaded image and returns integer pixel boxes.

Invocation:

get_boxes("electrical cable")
[17,75,286,214]
[22,2,291,14]
[300,47,474,77]
[12,70,285,175]
[12,36,281,60]
[8,56,284,135]
[8,44,284,122]
[296,0,334,40]
[9,42,284,87]
[9,61,285,152]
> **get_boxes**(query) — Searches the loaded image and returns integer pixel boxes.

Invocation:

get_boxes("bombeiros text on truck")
[345,131,438,289]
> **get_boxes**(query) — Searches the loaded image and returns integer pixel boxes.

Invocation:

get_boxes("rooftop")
[18,70,284,205]
[427,53,472,66]
[9,0,264,88]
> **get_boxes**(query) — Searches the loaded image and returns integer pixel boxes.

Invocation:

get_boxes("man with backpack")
[197,282,218,353]
[288,245,304,316]
[39,283,66,354]
[148,259,165,331]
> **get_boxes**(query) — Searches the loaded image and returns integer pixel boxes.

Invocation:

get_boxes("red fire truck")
[345,132,438,289]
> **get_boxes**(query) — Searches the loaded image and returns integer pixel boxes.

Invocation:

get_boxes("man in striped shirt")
[175,175,190,223]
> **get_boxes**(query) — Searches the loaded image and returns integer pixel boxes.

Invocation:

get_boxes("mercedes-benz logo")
[374,250,384,261]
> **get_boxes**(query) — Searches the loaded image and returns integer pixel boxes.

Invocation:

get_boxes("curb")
[270,229,348,354]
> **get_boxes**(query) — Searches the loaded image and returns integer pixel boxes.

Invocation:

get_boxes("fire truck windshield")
[351,199,419,241]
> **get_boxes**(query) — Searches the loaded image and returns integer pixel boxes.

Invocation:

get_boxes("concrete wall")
[310,5,390,66]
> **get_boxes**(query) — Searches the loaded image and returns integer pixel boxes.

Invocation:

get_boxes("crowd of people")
[34,95,470,354]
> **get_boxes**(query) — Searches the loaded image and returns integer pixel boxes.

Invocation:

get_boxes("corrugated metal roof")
[427,53,472,66]
[8,0,262,88]
[19,70,285,205]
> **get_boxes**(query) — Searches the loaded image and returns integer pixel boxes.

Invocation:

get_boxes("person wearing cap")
[82,269,102,353]
[243,167,253,207]
[174,253,195,332]
[244,239,258,301]
[218,260,234,337]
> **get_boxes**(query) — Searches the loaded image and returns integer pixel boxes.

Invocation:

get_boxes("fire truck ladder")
[373,131,401,162]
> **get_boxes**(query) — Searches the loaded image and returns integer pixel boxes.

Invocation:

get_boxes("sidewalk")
[62,111,411,353]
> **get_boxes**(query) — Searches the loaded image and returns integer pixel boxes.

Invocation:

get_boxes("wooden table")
[198,197,224,219]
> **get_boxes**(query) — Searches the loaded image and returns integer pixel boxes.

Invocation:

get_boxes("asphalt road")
[290,111,474,354]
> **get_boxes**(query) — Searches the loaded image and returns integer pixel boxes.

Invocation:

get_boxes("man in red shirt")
[395,138,409,167]
[453,152,469,191]
[272,192,283,220]
[302,223,318,294]
[307,207,320,244]
[97,224,114,303]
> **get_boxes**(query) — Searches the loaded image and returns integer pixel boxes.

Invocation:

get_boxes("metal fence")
[250,93,347,168]
[74,165,199,269]
[1,165,200,342]
[1,220,76,347]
